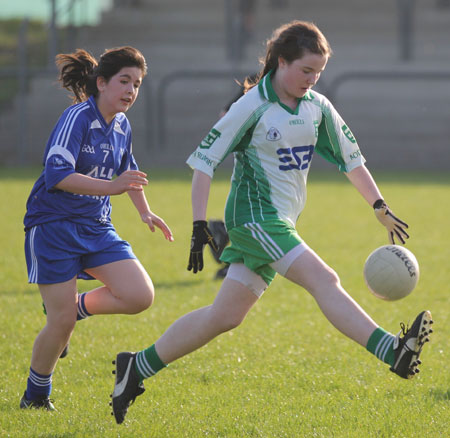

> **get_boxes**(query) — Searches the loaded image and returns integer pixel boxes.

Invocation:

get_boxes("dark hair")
[244,20,332,92]
[56,46,148,103]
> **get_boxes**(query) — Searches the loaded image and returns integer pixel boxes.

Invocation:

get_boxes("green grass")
[0,168,449,438]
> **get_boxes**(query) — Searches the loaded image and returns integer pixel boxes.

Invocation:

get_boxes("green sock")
[366,327,396,366]
[135,344,167,381]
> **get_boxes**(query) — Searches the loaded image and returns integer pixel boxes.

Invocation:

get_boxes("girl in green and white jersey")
[110,21,433,424]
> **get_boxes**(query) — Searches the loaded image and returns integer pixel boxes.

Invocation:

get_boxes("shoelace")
[399,322,409,337]
[393,322,409,350]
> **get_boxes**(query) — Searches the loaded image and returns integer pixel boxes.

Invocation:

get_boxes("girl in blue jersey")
[20,46,173,411]
[110,22,432,424]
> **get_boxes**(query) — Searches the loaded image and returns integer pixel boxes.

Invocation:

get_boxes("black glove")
[207,219,230,263]
[373,199,410,244]
[187,220,219,273]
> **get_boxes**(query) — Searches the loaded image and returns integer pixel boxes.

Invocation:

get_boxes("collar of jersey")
[258,70,313,115]
[88,95,116,133]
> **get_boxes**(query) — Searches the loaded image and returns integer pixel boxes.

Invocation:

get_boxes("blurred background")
[1,0,449,171]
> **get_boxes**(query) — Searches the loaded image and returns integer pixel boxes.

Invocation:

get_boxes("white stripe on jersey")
[260,78,269,101]
[29,227,38,283]
[246,181,255,223]
[46,102,89,168]
[46,145,76,168]
[254,183,264,221]
[55,102,88,148]
[250,156,266,222]
[244,222,284,260]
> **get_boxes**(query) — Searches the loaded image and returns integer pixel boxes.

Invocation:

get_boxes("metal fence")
[2,0,449,169]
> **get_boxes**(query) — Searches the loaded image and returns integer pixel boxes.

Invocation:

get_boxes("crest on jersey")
[266,127,281,141]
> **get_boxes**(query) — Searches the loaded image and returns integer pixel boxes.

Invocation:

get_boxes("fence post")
[17,18,29,164]
[66,0,78,51]
[224,0,243,65]
[142,76,153,150]
[397,0,416,61]
[48,0,58,70]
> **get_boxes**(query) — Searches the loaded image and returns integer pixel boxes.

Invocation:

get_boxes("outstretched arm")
[344,164,383,206]
[192,169,212,221]
[187,170,218,273]
[345,164,409,244]
[54,170,148,196]
[128,189,174,241]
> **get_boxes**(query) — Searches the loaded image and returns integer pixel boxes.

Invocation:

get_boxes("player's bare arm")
[344,164,383,206]
[54,170,148,196]
[127,190,174,241]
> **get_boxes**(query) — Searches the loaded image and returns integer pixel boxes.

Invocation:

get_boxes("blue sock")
[43,293,92,320]
[77,293,92,320]
[26,367,52,400]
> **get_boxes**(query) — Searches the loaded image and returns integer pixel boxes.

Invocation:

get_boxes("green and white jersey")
[186,71,365,231]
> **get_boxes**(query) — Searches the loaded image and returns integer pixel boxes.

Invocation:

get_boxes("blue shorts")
[25,220,136,284]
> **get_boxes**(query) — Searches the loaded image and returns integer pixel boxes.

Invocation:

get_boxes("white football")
[363,245,419,301]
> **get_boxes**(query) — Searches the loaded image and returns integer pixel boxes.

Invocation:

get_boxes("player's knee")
[309,266,341,295]
[127,282,154,313]
[139,285,154,311]
[223,315,245,332]
[211,310,245,333]
[325,267,341,287]
[48,310,77,334]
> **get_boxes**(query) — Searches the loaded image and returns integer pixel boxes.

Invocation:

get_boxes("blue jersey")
[24,95,138,230]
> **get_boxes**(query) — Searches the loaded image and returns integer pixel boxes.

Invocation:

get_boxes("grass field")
[0,168,448,438]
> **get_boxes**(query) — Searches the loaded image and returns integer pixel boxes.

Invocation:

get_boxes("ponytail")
[55,46,147,104]
[56,49,98,104]
[243,46,278,92]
